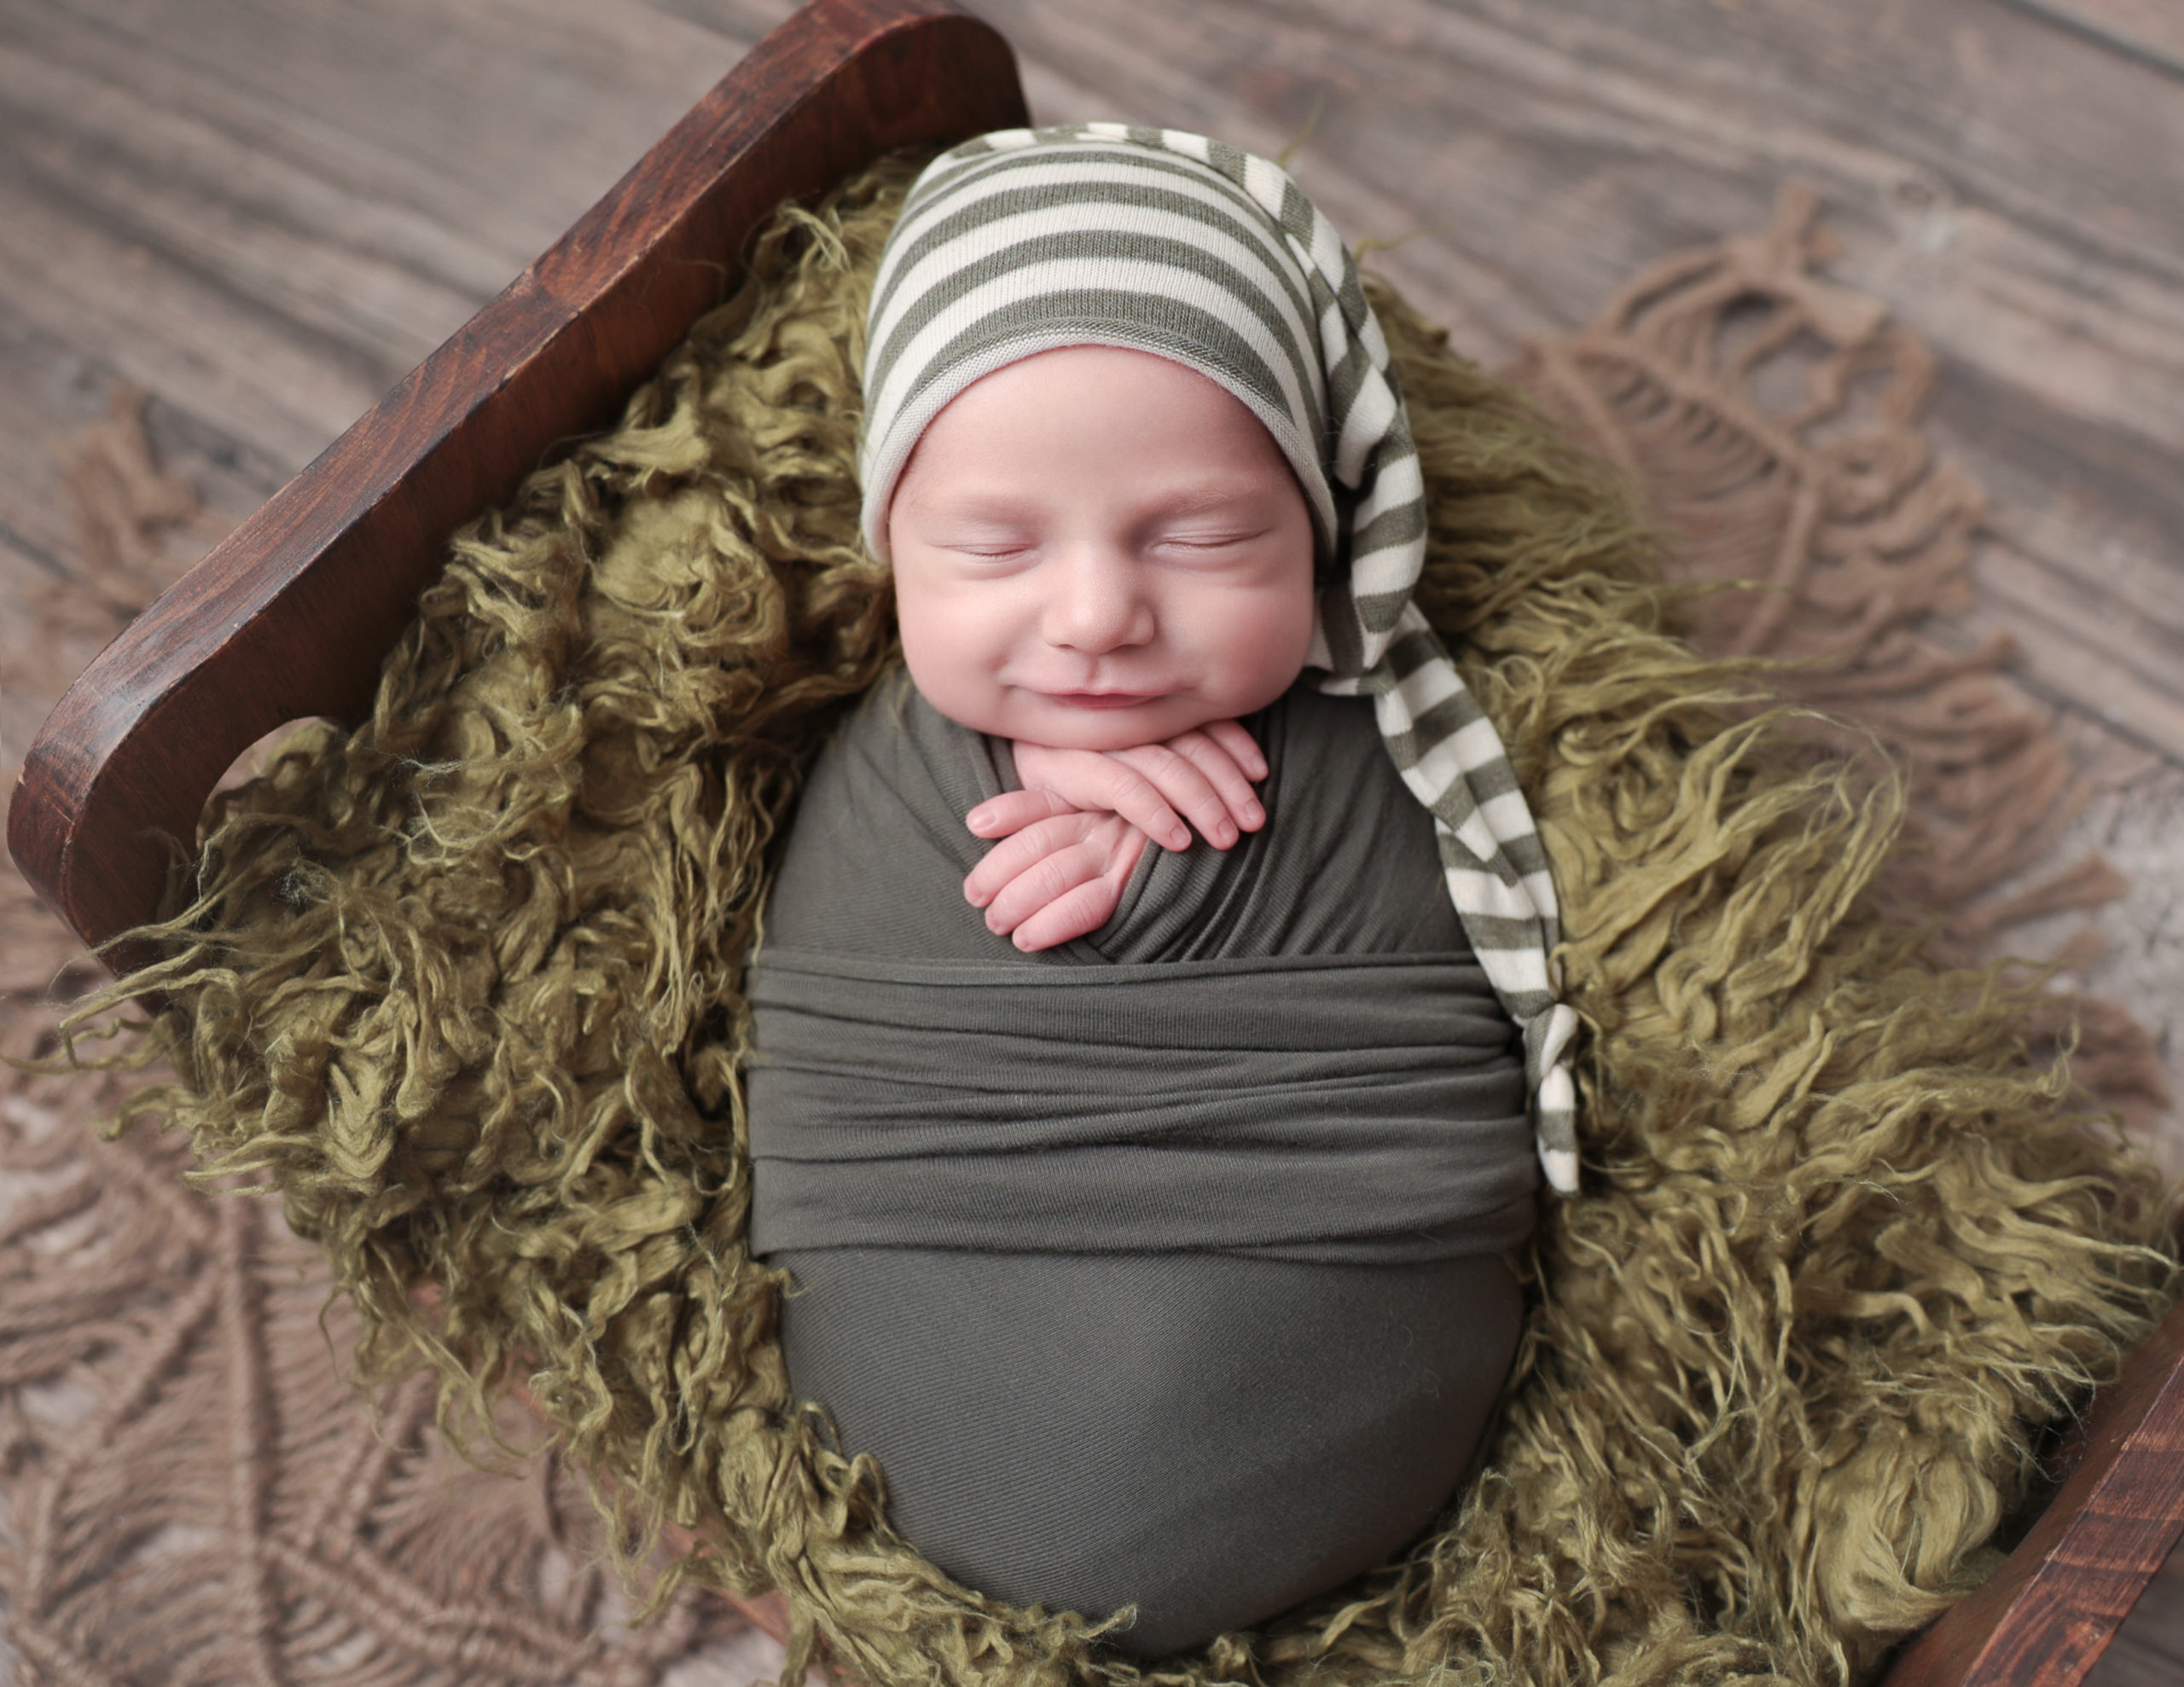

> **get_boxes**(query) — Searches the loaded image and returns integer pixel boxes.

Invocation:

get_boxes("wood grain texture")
[2085,1539,2184,1687]
[2001,0,2184,76]
[0,0,766,472]
[5,0,1026,965]
[1882,1296,2184,1686]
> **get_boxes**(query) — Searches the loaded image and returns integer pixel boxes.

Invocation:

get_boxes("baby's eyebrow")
[896,486,1032,522]
[1148,485,1272,519]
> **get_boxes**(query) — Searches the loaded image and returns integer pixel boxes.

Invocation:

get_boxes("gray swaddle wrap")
[746,675,1536,1655]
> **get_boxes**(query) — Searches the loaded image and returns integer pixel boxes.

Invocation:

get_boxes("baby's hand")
[963,808,1153,951]
[969,722,1269,855]
[961,722,1268,953]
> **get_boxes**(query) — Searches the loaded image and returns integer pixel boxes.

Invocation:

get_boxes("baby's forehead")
[894,348,1313,525]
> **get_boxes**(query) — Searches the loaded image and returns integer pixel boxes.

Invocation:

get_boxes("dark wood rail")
[4,0,1025,968]
[1880,1290,2184,1687]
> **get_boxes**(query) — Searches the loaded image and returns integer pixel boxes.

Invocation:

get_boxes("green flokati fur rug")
[96,157,2178,1687]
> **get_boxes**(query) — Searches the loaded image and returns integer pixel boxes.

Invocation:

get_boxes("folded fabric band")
[746,949,1535,1264]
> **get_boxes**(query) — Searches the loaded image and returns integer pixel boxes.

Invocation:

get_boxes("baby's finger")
[977,822,1114,932]
[1014,745,1189,849]
[1163,728,1266,834]
[1009,828,1147,951]
[1009,878,1123,951]
[967,788,1075,839]
[1112,743,1241,849]
[1083,767,1189,851]
[984,846,1106,935]
[1200,717,1269,783]
[964,813,1095,908]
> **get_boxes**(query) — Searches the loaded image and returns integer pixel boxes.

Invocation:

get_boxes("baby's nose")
[1043,548,1155,652]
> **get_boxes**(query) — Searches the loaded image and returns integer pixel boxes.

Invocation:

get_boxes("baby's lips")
[1037,688,1168,710]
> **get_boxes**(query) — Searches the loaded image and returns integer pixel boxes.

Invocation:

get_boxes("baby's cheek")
[894,578,1014,734]
[1210,582,1318,708]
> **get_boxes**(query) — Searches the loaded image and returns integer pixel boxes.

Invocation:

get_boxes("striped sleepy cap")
[860,125,1582,1194]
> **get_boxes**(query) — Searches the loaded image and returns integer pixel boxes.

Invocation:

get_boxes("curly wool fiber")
[91,158,2174,1687]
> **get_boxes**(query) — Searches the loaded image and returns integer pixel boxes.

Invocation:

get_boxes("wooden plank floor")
[0,1,2179,1680]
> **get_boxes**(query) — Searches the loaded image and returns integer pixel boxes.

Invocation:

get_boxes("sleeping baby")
[743,125,1581,1657]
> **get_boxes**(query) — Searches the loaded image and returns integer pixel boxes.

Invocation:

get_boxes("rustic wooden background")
[0,0,2178,1680]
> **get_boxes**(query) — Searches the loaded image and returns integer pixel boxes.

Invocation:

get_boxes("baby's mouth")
[1040,689,1165,710]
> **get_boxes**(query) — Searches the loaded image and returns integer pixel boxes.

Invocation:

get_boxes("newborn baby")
[744,125,1576,1656]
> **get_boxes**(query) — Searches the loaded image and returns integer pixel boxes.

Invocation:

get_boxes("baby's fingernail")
[1168,826,1190,849]
[1214,822,1237,847]
[967,810,995,833]
[1241,800,1263,826]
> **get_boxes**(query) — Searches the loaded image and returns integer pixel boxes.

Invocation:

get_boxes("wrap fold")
[748,951,1536,1263]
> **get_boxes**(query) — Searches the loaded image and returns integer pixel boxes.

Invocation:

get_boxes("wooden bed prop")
[5,3,2179,1682]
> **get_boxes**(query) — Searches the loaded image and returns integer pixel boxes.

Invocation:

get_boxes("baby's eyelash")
[1156,531,1263,552]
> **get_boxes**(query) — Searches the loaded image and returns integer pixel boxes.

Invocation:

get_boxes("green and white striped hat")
[860,124,1581,1194]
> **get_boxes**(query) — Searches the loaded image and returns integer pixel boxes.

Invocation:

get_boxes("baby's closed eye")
[1148,524,1275,554]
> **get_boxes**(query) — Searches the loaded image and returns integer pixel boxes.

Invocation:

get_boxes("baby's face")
[887,346,1317,751]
